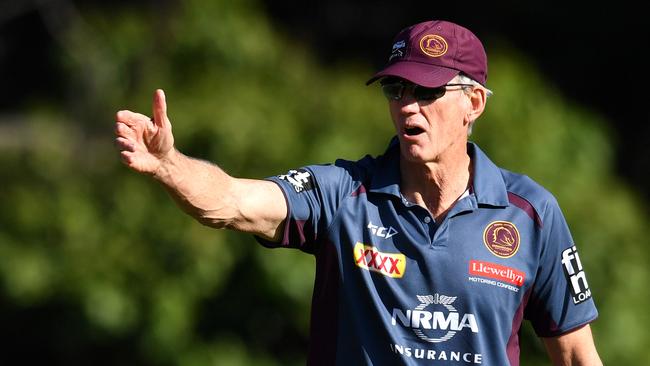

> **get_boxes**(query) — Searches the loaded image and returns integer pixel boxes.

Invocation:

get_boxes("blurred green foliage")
[0,0,648,364]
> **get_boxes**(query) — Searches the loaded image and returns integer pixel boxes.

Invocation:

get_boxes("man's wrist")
[152,148,179,182]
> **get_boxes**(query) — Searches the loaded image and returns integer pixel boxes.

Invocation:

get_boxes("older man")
[115,20,601,366]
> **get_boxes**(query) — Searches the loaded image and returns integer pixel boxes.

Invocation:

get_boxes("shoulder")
[499,168,562,228]
[299,154,379,195]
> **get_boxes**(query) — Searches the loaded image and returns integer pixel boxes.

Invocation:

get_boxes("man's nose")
[398,93,421,114]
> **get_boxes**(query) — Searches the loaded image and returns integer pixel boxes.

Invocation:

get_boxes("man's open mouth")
[405,127,425,136]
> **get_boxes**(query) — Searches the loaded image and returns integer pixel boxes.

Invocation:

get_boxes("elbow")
[193,207,237,230]
[195,216,227,229]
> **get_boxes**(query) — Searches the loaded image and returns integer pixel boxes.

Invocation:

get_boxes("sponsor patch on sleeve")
[561,245,592,304]
[278,169,314,193]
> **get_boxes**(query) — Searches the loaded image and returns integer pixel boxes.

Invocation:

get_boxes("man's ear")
[465,87,487,123]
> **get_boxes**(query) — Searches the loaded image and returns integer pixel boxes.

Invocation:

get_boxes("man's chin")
[399,145,433,164]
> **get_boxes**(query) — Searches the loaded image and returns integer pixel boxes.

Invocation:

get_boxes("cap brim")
[366,61,460,88]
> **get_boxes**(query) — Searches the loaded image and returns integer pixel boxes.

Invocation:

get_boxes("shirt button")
[423,216,431,224]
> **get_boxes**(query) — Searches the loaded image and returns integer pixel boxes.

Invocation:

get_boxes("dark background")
[262,0,649,202]
[2,0,648,202]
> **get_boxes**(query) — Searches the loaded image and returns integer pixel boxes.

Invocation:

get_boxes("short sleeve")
[524,199,598,337]
[254,161,365,254]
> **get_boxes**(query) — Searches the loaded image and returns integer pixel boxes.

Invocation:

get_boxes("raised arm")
[114,89,287,241]
[542,325,602,366]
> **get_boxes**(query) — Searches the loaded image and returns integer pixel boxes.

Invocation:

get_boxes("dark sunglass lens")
[381,83,404,100]
[413,86,446,101]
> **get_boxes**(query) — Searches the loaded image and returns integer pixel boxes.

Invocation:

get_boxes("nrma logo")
[392,294,479,343]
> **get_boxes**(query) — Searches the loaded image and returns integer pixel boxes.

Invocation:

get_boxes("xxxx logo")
[354,242,406,278]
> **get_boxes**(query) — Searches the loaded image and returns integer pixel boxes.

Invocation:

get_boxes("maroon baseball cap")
[366,20,488,88]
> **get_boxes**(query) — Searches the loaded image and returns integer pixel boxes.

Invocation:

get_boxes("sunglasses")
[380,78,474,102]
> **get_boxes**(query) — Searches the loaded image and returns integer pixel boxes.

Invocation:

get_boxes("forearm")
[547,348,603,366]
[152,148,240,229]
[543,325,603,366]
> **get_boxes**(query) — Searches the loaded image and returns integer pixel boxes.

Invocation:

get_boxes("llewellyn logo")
[469,260,525,287]
[392,294,479,343]
[354,243,405,278]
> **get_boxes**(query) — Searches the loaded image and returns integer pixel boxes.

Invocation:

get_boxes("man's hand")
[115,89,175,175]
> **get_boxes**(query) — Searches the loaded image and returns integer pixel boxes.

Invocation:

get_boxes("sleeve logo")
[561,246,592,304]
[278,169,313,193]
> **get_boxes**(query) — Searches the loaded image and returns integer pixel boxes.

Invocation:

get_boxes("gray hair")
[451,74,493,136]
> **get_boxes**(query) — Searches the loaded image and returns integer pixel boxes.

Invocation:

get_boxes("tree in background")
[0,0,647,364]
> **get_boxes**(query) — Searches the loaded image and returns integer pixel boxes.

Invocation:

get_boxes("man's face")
[385,78,471,164]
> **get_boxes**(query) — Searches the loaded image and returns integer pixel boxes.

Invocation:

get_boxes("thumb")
[152,89,168,128]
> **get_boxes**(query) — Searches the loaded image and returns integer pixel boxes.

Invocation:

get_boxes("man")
[115,20,602,366]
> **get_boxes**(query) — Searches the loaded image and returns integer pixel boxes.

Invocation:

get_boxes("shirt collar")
[469,142,509,207]
[368,137,509,208]
[368,137,402,197]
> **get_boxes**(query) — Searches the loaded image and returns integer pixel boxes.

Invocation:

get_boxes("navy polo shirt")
[256,139,598,366]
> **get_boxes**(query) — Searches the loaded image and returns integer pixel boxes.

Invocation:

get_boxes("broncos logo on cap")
[419,34,448,57]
